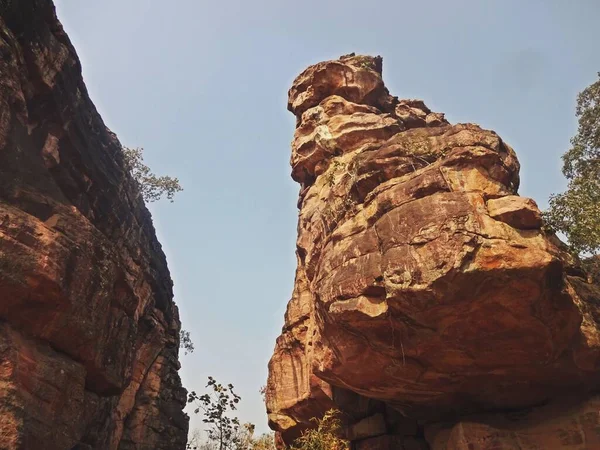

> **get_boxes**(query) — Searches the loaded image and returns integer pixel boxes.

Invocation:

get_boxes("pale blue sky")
[54,0,599,436]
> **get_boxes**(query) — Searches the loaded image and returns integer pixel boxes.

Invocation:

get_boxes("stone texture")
[0,1,188,449]
[266,54,600,448]
[0,322,86,449]
[354,435,429,450]
[347,413,387,441]
[426,395,600,450]
[487,195,543,229]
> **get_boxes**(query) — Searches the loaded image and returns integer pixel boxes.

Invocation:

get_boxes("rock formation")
[0,1,188,449]
[266,54,600,449]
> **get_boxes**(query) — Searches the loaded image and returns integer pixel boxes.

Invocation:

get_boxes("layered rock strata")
[266,54,600,449]
[0,1,188,449]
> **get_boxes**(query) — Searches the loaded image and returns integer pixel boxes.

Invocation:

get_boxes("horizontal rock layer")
[266,54,600,449]
[0,1,188,449]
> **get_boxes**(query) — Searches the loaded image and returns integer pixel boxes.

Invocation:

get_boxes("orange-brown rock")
[0,1,188,449]
[487,196,542,229]
[426,395,600,449]
[266,54,600,449]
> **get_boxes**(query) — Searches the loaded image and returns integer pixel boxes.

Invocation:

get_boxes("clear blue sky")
[54,0,599,437]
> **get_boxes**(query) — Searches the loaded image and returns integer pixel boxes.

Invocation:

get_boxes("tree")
[291,410,349,450]
[187,377,277,450]
[187,377,245,450]
[544,73,600,255]
[122,146,183,203]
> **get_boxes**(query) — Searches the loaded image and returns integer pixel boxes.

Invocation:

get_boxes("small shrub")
[122,146,183,203]
[291,410,349,450]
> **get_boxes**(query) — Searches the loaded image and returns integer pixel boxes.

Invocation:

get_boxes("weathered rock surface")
[266,54,600,448]
[0,1,188,449]
[487,196,542,230]
[426,395,600,450]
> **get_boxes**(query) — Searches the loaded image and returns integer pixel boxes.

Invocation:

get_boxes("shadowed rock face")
[0,1,188,449]
[266,54,600,448]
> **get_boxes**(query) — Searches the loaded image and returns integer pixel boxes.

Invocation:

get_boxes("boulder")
[487,195,543,229]
[266,54,600,449]
[426,395,600,450]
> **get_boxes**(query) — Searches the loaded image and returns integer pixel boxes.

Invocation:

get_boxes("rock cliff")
[0,1,188,449]
[266,54,600,449]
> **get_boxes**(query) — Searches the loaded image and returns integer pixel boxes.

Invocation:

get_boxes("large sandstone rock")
[0,1,188,449]
[266,54,600,448]
[426,395,600,450]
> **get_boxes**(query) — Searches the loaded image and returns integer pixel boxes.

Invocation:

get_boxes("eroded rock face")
[426,395,600,450]
[0,1,188,449]
[266,54,600,448]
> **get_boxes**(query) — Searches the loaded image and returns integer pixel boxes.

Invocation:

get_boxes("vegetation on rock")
[180,329,195,355]
[291,410,349,450]
[122,146,183,203]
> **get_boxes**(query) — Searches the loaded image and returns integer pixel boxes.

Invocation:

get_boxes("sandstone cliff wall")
[0,1,188,449]
[266,54,600,449]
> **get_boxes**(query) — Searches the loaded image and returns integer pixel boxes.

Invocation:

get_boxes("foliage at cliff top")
[545,73,600,256]
[122,146,183,203]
